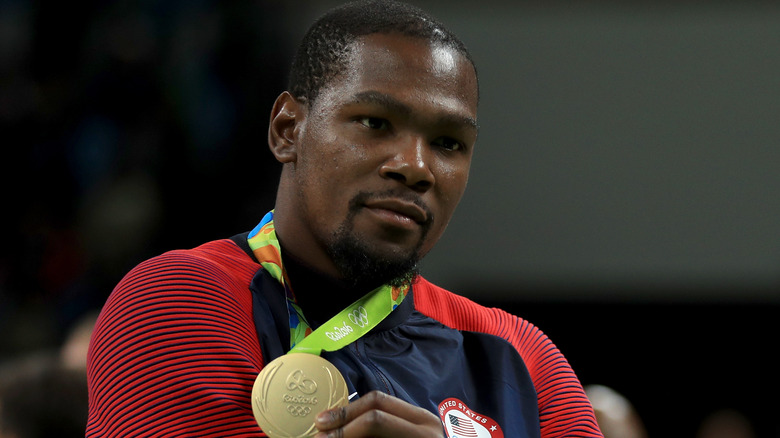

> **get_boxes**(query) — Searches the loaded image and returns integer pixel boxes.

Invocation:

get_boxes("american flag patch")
[438,397,504,438]
[449,414,478,437]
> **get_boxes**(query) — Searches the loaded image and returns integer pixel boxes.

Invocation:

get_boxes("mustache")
[348,190,434,227]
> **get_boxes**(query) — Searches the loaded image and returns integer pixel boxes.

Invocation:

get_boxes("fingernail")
[316,410,334,426]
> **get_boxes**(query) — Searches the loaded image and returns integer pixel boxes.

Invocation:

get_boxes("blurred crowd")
[2,2,290,435]
[587,385,757,438]
[0,312,95,437]
[2,0,291,358]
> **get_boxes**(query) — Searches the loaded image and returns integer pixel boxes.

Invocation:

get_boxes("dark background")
[2,1,777,437]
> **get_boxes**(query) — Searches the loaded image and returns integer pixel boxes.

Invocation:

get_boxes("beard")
[325,190,433,290]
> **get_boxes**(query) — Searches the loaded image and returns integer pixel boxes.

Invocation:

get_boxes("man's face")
[280,32,478,285]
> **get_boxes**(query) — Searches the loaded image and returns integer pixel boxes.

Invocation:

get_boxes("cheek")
[295,152,360,222]
[425,165,469,246]
[298,138,369,178]
[435,163,470,211]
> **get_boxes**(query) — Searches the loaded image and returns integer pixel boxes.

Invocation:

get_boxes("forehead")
[316,33,478,120]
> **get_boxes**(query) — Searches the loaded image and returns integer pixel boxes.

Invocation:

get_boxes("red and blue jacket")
[87,236,602,437]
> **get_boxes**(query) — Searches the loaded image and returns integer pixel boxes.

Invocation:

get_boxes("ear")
[268,91,306,163]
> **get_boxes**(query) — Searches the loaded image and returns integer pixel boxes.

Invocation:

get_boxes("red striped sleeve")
[413,277,603,438]
[86,239,266,437]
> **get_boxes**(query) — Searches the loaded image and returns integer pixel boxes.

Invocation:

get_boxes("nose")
[379,136,435,192]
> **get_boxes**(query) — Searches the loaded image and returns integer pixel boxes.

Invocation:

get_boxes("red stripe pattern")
[87,240,266,437]
[87,239,601,437]
[413,278,603,438]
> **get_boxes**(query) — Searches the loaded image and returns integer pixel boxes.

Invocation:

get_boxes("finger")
[315,391,442,436]
[316,391,435,430]
[328,406,442,438]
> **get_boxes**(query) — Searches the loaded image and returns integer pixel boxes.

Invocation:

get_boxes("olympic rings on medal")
[286,404,312,417]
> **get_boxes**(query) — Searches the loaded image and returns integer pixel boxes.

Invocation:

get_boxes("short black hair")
[288,0,477,104]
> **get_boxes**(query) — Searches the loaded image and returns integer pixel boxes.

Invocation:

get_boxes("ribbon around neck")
[247,210,409,354]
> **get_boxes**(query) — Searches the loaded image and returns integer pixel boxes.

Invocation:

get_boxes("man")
[86,1,603,437]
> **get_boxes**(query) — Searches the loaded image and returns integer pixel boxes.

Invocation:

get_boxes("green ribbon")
[248,210,409,354]
[291,286,398,355]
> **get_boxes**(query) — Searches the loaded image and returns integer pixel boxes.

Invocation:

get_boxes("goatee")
[325,191,432,290]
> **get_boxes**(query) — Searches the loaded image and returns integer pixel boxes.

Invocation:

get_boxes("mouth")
[363,198,429,227]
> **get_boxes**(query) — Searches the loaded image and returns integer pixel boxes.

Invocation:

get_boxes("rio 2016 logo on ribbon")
[348,306,369,328]
[325,321,353,341]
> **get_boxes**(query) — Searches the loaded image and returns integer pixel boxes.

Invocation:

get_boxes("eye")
[358,117,389,130]
[432,136,464,152]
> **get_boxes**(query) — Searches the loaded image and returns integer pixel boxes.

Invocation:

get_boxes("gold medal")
[252,353,349,437]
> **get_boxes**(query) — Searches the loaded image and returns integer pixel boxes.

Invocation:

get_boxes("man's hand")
[314,391,445,438]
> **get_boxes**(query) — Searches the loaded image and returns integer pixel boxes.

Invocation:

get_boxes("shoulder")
[412,276,535,345]
[110,238,258,303]
[91,237,262,351]
[140,238,258,283]
[87,238,265,436]
[412,276,602,437]
[93,238,261,348]
[412,275,571,379]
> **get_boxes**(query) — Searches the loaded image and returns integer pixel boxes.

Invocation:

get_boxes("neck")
[280,244,382,327]
[272,180,344,280]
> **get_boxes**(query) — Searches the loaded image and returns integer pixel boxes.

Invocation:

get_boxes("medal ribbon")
[247,210,408,355]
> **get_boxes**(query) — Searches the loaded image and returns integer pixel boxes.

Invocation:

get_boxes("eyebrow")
[349,90,478,131]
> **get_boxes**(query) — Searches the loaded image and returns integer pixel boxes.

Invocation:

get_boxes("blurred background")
[1,0,777,436]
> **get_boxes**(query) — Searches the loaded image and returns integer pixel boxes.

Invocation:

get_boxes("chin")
[327,234,422,289]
